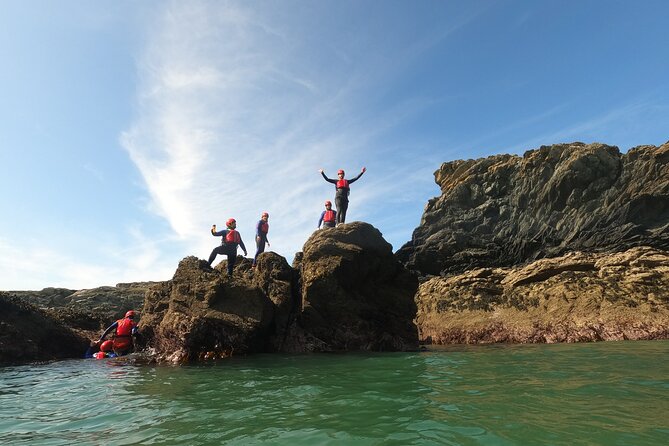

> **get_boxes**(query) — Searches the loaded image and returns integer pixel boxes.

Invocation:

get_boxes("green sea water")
[1,340,667,445]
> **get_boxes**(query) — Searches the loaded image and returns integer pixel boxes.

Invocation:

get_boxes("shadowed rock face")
[140,256,276,363]
[298,222,419,351]
[0,295,89,364]
[139,222,419,363]
[415,246,669,344]
[397,142,669,276]
[1,282,154,364]
[6,140,668,362]
[1,222,419,365]
[6,283,152,333]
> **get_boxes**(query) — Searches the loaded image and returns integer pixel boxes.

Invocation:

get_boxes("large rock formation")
[1,282,154,364]
[415,246,669,343]
[0,294,89,364]
[296,222,419,351]
[5,141,668,363]
[6,282,151,313]
[140,222,419,363]
[6,283,151,329]
[397,142,669,275]
[140,255,289,363]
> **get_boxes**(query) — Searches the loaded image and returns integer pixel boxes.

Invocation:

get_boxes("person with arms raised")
[319,167,366,225]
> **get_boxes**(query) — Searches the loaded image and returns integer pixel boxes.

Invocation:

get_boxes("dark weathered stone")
[397,142,669,275]
[137,222,420,362]
[298,222,419,351]
[7,282,152,335]
[414,247,669,344]
[1,282,155,364]
[140,256,276,363]
[0,294,88,364]
[5,140,668,363]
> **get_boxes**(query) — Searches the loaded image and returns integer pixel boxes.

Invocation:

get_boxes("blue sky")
[1,0,668,290]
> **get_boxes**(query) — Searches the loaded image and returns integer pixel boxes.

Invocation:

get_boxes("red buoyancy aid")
[116,317,136,337]
[113,317,136,352]
[336,179,349,189]
[260,222,269,234]
[225,229,241,244]
[323,210,336,222]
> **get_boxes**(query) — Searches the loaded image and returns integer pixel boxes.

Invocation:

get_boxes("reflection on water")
[1,341,667,445]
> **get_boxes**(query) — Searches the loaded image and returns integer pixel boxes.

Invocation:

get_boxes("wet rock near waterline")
[1,282,155,364]
[6,282,153,336]
[397,142,669,275]
[415,246,669,344]
[140,222,420,363]
[140,256,276,363]
[0,294,89,364]
[297,222,419,352]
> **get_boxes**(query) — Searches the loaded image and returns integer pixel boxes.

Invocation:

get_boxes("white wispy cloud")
[120,1,466,266]
[0,234,177,290]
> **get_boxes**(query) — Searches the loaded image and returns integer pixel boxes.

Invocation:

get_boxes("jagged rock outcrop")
[0,282,154,364]
[397,142,669,275]
[140,222,419,363]
[415,246,669,344]
[7,283,151,335]
[140,256,276,363]
[7,282,151,312]
[296,222,419,351]
[0,294,89,364]
[6,140,668,363]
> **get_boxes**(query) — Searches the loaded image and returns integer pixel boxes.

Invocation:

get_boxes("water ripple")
[1,342,667,445]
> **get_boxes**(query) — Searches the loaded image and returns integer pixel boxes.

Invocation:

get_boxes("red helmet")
[125,310,135,319]
[226,218,236,228]
[100,340,114,352]
[261,212,269,218]
[337,169,345,175]
[325,200,332,206]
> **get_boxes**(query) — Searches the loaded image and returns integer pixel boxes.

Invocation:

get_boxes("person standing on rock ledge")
[209,218,248,277]
[319,167,366,225]
[253,212,270,268]
[318,200,337,229]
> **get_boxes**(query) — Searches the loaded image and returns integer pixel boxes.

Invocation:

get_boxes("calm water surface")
[1,341,667,445]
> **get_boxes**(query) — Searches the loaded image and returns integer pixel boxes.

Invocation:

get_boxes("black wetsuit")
[253,219,269,266]
[321,170,365,224]
[209,229,247,276]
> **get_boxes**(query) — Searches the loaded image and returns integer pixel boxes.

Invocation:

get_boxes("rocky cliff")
[398,141,669,345]
[4,141,668,364]
[415,246,669,343]
[2,223,418,365]
[397,142,669,275]
[296,222,418,352]
[0,295,88,364]
[1,282,155,364]
[139,221,419,363]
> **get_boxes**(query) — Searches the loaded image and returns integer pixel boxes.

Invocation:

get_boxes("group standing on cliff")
[319,167,366,225]
[207,166,366,273]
